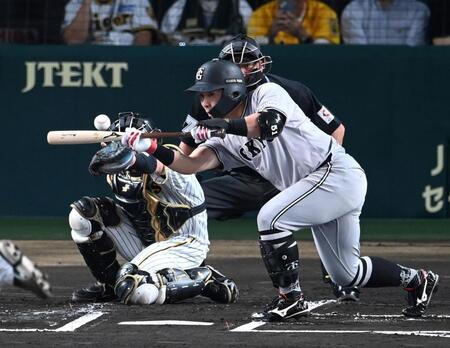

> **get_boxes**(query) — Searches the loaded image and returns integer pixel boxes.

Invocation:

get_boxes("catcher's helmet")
[185,59,246,118]
[218,34,272,88]
[109,111,159,133]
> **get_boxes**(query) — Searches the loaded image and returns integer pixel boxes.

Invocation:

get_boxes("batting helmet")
[218,34,272,88]
[185,59,247,118]
[109,111,159,133]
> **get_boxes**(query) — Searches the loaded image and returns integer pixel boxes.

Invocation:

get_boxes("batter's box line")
[230,322,450,338]
[0,310,105,332]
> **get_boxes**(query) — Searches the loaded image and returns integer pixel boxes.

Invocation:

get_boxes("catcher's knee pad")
[69,209,102,244]
[259,232,299,288]
[156,267,211,304]
[71,196,120,227]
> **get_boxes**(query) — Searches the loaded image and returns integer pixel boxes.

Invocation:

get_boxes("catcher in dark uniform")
[69,112,237,305]
[179,34,357,301]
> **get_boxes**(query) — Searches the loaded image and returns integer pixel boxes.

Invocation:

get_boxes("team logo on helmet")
[196,67,205,81]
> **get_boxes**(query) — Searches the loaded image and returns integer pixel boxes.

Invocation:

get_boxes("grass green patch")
[0,217,449,241]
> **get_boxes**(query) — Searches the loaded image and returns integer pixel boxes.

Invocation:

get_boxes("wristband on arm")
[226,118,248,136]
[149,144,175,166]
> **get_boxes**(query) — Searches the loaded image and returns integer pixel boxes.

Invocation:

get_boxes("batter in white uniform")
[123,60,439,321]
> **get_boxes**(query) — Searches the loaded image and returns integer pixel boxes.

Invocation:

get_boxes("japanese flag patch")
[317,106,335,124]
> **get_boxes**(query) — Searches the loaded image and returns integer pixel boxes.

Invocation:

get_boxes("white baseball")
[94,114,111,131]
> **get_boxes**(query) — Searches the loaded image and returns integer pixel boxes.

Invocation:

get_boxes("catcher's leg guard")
[200,265,239,304]
[259,232,300,289]
[69,196,121,302]
[114,263,159,305]
[75,233,120,288]
[157,267,212,304]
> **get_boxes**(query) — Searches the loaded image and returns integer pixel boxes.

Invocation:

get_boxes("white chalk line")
[231,322,450,338]
[55,312,105,332]
[119,320,214,326]
[310,313,450,319]
[0,310,105,332]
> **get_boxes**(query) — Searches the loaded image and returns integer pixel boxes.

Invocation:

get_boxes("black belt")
[189,201,207,217]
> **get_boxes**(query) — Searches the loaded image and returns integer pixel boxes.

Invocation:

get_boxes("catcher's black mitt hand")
[89,141,135,176]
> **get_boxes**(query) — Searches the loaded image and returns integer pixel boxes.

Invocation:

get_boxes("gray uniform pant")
[257,151,368,287]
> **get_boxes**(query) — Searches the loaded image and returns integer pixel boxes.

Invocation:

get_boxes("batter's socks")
[357,256,418,288]
[279,280,301,296]
[399,267,420,290]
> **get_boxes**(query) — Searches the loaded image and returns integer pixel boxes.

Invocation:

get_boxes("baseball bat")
[47,129,225,145]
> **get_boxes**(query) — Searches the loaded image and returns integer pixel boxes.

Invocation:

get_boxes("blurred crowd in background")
[0,0,448,46]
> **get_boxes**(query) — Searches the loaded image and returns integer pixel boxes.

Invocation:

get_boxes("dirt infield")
[0,241,449,347]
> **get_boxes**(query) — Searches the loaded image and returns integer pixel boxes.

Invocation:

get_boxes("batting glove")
[121,128,157,154]
[190,126,212,144]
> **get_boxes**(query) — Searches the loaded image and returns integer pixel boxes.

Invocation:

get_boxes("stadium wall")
[1,44,449,218]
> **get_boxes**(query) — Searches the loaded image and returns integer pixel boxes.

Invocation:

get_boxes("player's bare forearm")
[179,141,195,156]
[169,146,220,174]
[244,113,262,138]
[332,124,345,145]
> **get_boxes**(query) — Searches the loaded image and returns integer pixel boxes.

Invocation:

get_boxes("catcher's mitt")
[89,141,135,176]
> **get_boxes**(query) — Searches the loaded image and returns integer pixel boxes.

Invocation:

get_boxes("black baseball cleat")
[331,282,360,302]
[72,281,117,303]
[252,291,309,322]
[0,240,52,299]
[402,270,439,318]
[202,265,239,304]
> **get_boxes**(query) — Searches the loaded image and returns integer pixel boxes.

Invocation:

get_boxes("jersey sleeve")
[302,87,342,135]
[200,140,244,172]
[253,83,295,118]
[267,75,342,135]
[132,0,158,31]
[62,0,83,29]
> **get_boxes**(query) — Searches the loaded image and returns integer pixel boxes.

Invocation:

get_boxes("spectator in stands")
[62,0,158,45]
[247,0,340,45]
[160,0,253,45]
[428,0,450,45]
[341,0,430,46]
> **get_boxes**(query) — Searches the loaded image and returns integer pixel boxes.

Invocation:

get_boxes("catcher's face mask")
[110,112,159,133]
[219,35,272,88]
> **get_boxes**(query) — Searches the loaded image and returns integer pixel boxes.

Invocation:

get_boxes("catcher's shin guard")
[259,232,299,289]
[157,267,212,304]
[200,265,239,304]
[76,233,120,288]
